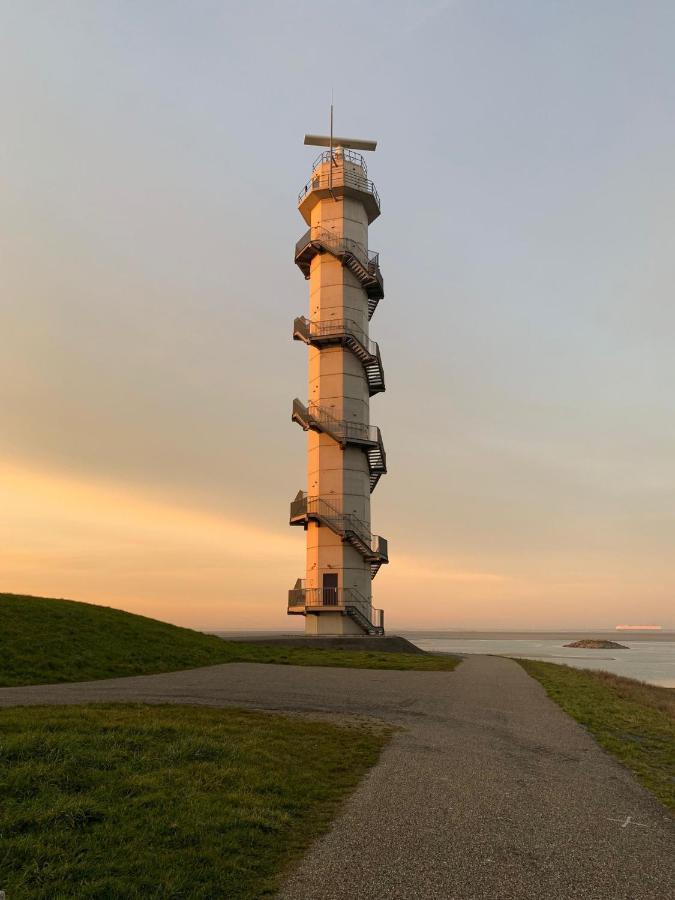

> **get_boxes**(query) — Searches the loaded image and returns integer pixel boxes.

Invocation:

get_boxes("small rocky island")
[564,639,628,650]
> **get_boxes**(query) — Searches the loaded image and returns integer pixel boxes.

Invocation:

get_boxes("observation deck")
[298,149,381,225]
[288,579,384,635]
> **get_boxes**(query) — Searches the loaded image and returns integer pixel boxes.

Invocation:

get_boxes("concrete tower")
[289,130,389,636]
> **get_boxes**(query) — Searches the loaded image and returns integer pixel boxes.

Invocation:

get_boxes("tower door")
[322,573,338,606]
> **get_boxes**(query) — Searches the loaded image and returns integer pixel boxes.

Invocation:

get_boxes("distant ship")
[615,624,662,631]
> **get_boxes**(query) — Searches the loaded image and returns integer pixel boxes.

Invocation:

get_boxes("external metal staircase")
[289,492,388,579]
[293,316,385,395]
[291,145,388,636]
[346,602,384,635]
[295,227,384,320]
[287,579,385,635]
[291,399,387,492]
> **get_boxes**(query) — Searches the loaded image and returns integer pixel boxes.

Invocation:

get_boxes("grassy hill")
[0,593,459,686]
[0,593,248,687]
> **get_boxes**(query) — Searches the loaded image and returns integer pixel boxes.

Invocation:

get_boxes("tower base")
[304,612,366,636]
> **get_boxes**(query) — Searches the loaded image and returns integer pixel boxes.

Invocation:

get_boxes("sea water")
[402,634,675,687]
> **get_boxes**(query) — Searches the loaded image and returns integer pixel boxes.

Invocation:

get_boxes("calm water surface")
[403,635,675,687]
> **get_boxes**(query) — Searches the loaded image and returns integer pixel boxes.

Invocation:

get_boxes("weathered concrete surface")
[0,657,672,899]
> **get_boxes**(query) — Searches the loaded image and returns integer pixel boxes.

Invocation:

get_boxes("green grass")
[224,643,460,673]
[0,703,388,899]
[518,660,675,810]
[0,593,459,686]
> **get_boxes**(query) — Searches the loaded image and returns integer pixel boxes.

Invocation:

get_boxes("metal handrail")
[293,400,386,492]
[288,584,383,626]
[289,491,363,538]
[371,607,384,630]
[294,315,378,358]
[298,168,380,211]
[296,227,380,272]
[288,587,306,606]
[349,587,382,629]
[289,587,349,608]
[293,317,385,396]
[373,426,387,469]
[304,400,377,445]
[311,148,368,176]
[371,535,388,558]
[290,493,387,559]
[287,587,384,633]
[298,493,370,544]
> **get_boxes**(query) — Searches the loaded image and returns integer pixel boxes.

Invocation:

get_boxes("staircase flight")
[293,316,385,396]
[295,227,384,321]
[291,399,387,492]
[289,492,388,579]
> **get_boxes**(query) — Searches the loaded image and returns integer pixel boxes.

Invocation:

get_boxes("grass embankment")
[0,593,459,686]
[0,704,388,899]
[519,660,675,810]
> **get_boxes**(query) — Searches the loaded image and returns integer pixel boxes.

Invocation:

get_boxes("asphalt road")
[1,656,673,899]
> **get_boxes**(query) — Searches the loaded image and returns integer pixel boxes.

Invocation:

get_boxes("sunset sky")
[1,1,674,630]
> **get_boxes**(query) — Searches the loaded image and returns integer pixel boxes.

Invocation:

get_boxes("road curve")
[0,656,672,898]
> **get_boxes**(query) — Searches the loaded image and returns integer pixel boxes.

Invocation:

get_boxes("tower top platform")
[297,148,381,224]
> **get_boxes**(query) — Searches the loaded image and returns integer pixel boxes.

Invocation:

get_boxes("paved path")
[1,657,673,899]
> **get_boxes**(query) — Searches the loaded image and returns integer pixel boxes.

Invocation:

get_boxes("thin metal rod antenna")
[330,89,334,159]
[329,91,336,200]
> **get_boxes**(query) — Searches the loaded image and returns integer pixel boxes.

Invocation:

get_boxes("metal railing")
[311,148,368,176]
[287,584,384,634]
[372,426,386,461]
[288,584,306,606]
[293,317,384,395]
[309,402,377,444]
[371,535,388,559]
[293,316,377,357]
[290,493,368,544]
[370,607,384,630]
[348,587,384,632]
[290,493,387,560]
[298,164,380,211]
[295,227,380,274]
[294,398,377,445]
[289,587,348,608]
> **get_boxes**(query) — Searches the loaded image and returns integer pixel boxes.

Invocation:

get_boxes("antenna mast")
[329,93,335,199]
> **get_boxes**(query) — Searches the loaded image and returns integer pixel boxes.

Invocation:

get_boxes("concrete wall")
[303,154,374,630]
[304,610,365,636]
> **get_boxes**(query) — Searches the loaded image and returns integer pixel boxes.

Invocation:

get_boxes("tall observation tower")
[288,124,389,636]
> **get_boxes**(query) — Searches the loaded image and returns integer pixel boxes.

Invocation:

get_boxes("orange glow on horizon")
[2,457,674,631]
